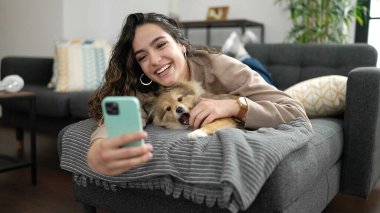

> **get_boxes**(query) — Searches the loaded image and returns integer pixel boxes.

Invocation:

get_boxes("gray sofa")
[4,43,380,212]
[0,57,93,137]
[56,43,380,213]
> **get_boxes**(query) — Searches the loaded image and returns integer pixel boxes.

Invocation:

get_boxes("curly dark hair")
[88,12,217,122]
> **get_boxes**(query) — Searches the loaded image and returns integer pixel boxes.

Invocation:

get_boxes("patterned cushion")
[284,75,347,118]
[50,39,111,92]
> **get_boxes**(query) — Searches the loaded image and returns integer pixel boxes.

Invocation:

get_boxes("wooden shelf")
[180,19,265,46]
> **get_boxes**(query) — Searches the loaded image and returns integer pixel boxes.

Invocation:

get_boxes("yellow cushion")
[50,39,111,92]
[284,75,347,118]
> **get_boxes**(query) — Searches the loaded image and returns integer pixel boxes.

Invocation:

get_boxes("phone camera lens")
[106,102,119,115]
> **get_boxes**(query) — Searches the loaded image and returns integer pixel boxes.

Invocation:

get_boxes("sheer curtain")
[368,0,380,67]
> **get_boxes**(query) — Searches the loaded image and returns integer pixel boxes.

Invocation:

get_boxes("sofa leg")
[82,203,96,213]
[16,128,24,155]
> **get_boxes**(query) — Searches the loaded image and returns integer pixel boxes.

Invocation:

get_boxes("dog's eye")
[166,106,171,111]
[177,97,183,102]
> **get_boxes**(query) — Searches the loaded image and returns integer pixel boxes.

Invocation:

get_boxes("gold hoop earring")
[140,74,152,86]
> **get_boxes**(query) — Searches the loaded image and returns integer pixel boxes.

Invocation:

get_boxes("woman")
[222,30,274,85]
[87,12,310,176]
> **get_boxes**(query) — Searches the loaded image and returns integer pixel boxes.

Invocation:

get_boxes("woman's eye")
[157,42,167,49]
[137,55,146,62]
[166,106,171,111]
[177,97,183,102]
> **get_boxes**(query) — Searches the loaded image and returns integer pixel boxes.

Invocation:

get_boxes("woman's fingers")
[190,98,238,129]
[110,131,148,148]
[190,98,218,128]
[106,151,153,176]
[87,131,153,176]
[91,142,153,176]
[112,143,153,160]
[201,113,217,127]
[191,110,209,129]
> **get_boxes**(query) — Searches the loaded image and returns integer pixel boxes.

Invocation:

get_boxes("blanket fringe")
[73,174,117,192]
[72,173,231,211]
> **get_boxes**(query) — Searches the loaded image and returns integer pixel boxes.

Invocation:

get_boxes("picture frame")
[206,6,229,21]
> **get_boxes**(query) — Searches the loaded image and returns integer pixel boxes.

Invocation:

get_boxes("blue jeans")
[242,57,274,85]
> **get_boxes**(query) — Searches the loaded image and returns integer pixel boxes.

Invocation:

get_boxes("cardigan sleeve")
[199,53,311,129]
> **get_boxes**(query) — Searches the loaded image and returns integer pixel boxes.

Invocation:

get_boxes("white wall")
[62,0,171,43]
[0,0,357,68]
[62,0,295,46]
[0,0,62,63]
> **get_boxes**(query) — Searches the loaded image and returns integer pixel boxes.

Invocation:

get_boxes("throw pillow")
[284,75,347,118]
[50,39,111,92]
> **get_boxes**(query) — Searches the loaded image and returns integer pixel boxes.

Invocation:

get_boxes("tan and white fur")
[143,81,238,139]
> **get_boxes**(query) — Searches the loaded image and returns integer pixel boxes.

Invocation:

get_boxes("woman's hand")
[189,98,240,129]
[87,131,153,176]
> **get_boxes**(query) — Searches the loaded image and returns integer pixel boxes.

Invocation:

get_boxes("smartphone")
[101,96,144,147]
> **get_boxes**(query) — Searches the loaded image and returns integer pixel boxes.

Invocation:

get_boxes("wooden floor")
[0,126,379,213]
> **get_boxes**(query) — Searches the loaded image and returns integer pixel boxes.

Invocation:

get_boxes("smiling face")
[132,23,189,87]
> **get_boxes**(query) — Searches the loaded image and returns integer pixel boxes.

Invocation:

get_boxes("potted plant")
[275,0,368,43]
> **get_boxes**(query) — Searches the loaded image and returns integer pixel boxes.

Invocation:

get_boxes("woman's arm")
[190,53,310,129]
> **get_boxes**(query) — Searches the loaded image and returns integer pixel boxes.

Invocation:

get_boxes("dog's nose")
[176,106,184,113]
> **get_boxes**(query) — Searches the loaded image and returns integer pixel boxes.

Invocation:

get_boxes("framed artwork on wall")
[206,6,229,21]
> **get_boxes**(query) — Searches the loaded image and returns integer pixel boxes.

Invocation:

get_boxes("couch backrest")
[1,57,54,85]
[245,43,378,90]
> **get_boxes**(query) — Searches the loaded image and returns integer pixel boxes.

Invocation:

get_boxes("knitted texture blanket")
[60,118,312,212]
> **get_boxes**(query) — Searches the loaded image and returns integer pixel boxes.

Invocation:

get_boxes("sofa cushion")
[284,75,347,118]
[245,43,377,90]
[250,118,343,211]
[69,91,94,119]
[53,39,111,92]
[1,85,72,117]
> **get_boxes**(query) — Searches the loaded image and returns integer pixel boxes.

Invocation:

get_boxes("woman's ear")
[179,44,186,54]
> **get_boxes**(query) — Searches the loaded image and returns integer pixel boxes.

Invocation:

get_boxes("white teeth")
[157,64,170,74]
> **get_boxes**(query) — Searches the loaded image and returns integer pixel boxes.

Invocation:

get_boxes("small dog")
[143,81,238,139]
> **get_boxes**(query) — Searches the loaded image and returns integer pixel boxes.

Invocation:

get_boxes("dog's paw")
[187,129,208,140]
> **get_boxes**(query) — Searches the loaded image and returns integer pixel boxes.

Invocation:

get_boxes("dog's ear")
[153,88,164,96]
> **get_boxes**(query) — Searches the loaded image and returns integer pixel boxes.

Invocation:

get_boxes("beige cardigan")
[91,51,310,141]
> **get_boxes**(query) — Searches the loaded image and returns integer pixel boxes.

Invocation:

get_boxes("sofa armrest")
[1,57,53,85]
[341,67,380,198]
[57,123,74,161]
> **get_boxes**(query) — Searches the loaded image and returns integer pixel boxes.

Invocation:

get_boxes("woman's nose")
[150,51,161,65]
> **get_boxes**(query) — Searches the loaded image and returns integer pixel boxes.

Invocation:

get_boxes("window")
[356,0,380,67]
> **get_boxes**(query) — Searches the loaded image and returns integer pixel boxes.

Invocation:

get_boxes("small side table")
[0,91,37,185]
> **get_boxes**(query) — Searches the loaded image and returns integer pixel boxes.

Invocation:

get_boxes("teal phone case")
[101,96,144,147]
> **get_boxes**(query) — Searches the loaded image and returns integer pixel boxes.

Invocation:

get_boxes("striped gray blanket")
[60,118,312,212]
